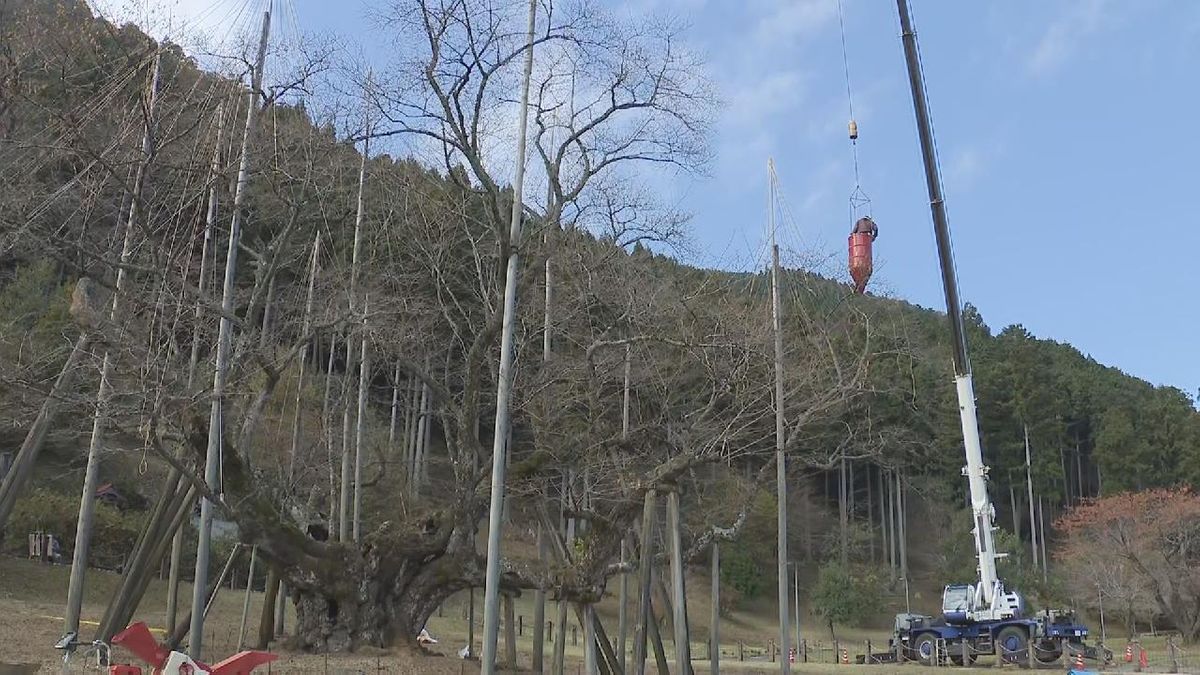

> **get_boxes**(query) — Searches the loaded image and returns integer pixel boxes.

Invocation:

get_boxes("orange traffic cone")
[1075,652,1085,669]
[1125,643,1134,663]
[842,648,849,665]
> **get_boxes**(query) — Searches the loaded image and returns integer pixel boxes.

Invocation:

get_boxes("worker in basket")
[852,216,878,240]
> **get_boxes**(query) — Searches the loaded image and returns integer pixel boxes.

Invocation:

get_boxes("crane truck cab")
[942,582,1025,624]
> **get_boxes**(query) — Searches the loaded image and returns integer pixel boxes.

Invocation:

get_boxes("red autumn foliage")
[1057,488,1200,641]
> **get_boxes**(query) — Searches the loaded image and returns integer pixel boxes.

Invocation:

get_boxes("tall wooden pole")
[633,490,656,675]
[583,493,598,674]
[288,231,322,482]
[409,354,432,500]
[403,377,418,488]
[467,587,476,659]
[388,365,400,456]
[1038,495,1048,583]
[65,50,161,639]
[710,543,720,675]
[668,489,692,671]
[1025,425,1039,570]
[169,99,226,635]
[896,471,908,582]
[416,377,431,493]
[768,159,790,675]
[883,469,893,578]
[890,470,900,577]
[552,475,569,675]
[323,333,339,534]
[338,341,353,540]
[237,546,258,650]
[793,563,801,657]
[617,345,632,672]
[479,1,537,670]
[189,10,271,659]
[274,230,318,635]
[352,296,370,541]
[867,464,875,562]
[1009,483,1021,541]
[838,457,849,566]
[347,87,371,538]
[881,471,889,572]
[534,161,556,675]
[533,527,547,673]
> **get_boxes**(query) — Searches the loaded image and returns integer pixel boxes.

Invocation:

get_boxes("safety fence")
[1099,635,1199,674]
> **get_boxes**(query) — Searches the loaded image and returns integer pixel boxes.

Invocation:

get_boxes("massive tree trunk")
[288,545,473,652]
[193,413,483,652]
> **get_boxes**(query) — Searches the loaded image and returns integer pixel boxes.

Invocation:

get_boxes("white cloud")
[1027,0,1113,76]
[942,135,1007,194]
[751,0,838,44]
[945,146,983,192]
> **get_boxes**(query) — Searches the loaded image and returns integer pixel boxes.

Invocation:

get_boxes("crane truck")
[885,0,1112,667]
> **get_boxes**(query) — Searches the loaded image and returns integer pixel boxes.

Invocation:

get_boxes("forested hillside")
[1,0,1197,654]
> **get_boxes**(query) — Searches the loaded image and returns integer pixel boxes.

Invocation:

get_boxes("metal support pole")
[479,1,537,670]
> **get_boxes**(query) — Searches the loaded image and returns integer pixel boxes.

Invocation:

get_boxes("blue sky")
[104,0,1200,397]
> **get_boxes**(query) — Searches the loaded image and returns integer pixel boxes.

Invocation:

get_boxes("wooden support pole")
[258,567,280,650]
[711,543,720,675]
[504,594,517,668]
[237,546,258,650]
[533,526,547,673]
[667,490,692,672]
[190,11,271,658]
[338,339,354,541]
[67,50,163,640]
[619,537,630,673]
[647,591,671,675]
[1026,426,1039,570]
[352,296,370,541]
[634,490,656,675]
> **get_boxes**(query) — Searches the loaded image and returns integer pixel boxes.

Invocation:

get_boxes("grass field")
[0,555,1186,673]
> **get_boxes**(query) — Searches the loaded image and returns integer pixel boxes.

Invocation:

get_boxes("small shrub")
[720,544,765,599]
[811,562,883,631]
[6,487,141,570]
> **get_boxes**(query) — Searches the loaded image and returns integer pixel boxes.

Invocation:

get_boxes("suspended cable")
[836,0,871,221]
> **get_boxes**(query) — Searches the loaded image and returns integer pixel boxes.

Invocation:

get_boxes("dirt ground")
[0,555,1145,674]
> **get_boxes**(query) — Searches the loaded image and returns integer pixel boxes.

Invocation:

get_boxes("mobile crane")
[885,0,1110,667]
